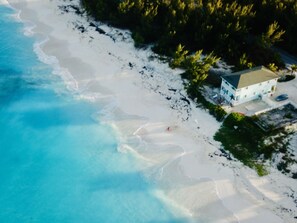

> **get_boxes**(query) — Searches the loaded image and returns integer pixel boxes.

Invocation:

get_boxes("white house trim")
[220,66,278,105]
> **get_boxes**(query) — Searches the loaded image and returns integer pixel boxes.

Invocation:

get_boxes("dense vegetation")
[214,113,295,176]
[81,0,297,70]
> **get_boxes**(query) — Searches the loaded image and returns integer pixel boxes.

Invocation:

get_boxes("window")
[222,87,228,95]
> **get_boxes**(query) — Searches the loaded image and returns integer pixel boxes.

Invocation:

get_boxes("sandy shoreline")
[4,0,297,222]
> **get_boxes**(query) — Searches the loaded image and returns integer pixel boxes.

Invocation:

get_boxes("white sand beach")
[3,0,297,222]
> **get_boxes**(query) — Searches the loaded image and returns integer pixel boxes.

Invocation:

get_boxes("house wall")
[220,79,236,103]
[220,78,278,105]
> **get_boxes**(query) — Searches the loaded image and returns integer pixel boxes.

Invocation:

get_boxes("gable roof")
[222,66,278,89]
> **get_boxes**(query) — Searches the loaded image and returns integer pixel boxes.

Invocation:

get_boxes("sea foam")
[0,4,187,223]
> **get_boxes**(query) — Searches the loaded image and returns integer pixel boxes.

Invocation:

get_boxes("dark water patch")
[0,68,54,107]
[19,100,96,129]
[89,171,149,192]
[0,70,26,105]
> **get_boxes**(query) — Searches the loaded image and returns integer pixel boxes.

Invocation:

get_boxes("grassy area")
[187,88,270,175]
[214,113,292,176]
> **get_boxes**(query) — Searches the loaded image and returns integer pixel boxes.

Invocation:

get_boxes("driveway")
[275,79,297,106]
[275,50,297,106]
[230,76,296,116]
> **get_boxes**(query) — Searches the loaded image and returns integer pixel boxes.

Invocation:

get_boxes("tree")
[170,44,189,68]
[170,46,219,87]
[267,63,278,72]
[261,21,285,48]
[185,51,219,86]
[237,53,254,71]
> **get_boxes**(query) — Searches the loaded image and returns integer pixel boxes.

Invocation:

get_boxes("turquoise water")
[0,6,186,223]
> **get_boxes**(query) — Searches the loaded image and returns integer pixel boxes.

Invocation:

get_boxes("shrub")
[277,74,295,82]
[224,112,245,127]
[132,31,145,47]
[253,163,269,176]
[209,105,227,121]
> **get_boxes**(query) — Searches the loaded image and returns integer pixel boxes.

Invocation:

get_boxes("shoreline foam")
[6,0,297,222]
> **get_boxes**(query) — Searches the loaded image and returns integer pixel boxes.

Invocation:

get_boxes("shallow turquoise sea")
[0,5,187,223]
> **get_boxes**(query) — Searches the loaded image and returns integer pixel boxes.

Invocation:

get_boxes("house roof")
[222,66,278,89]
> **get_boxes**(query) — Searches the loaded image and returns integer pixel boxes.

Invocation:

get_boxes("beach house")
[220,66,278,106]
